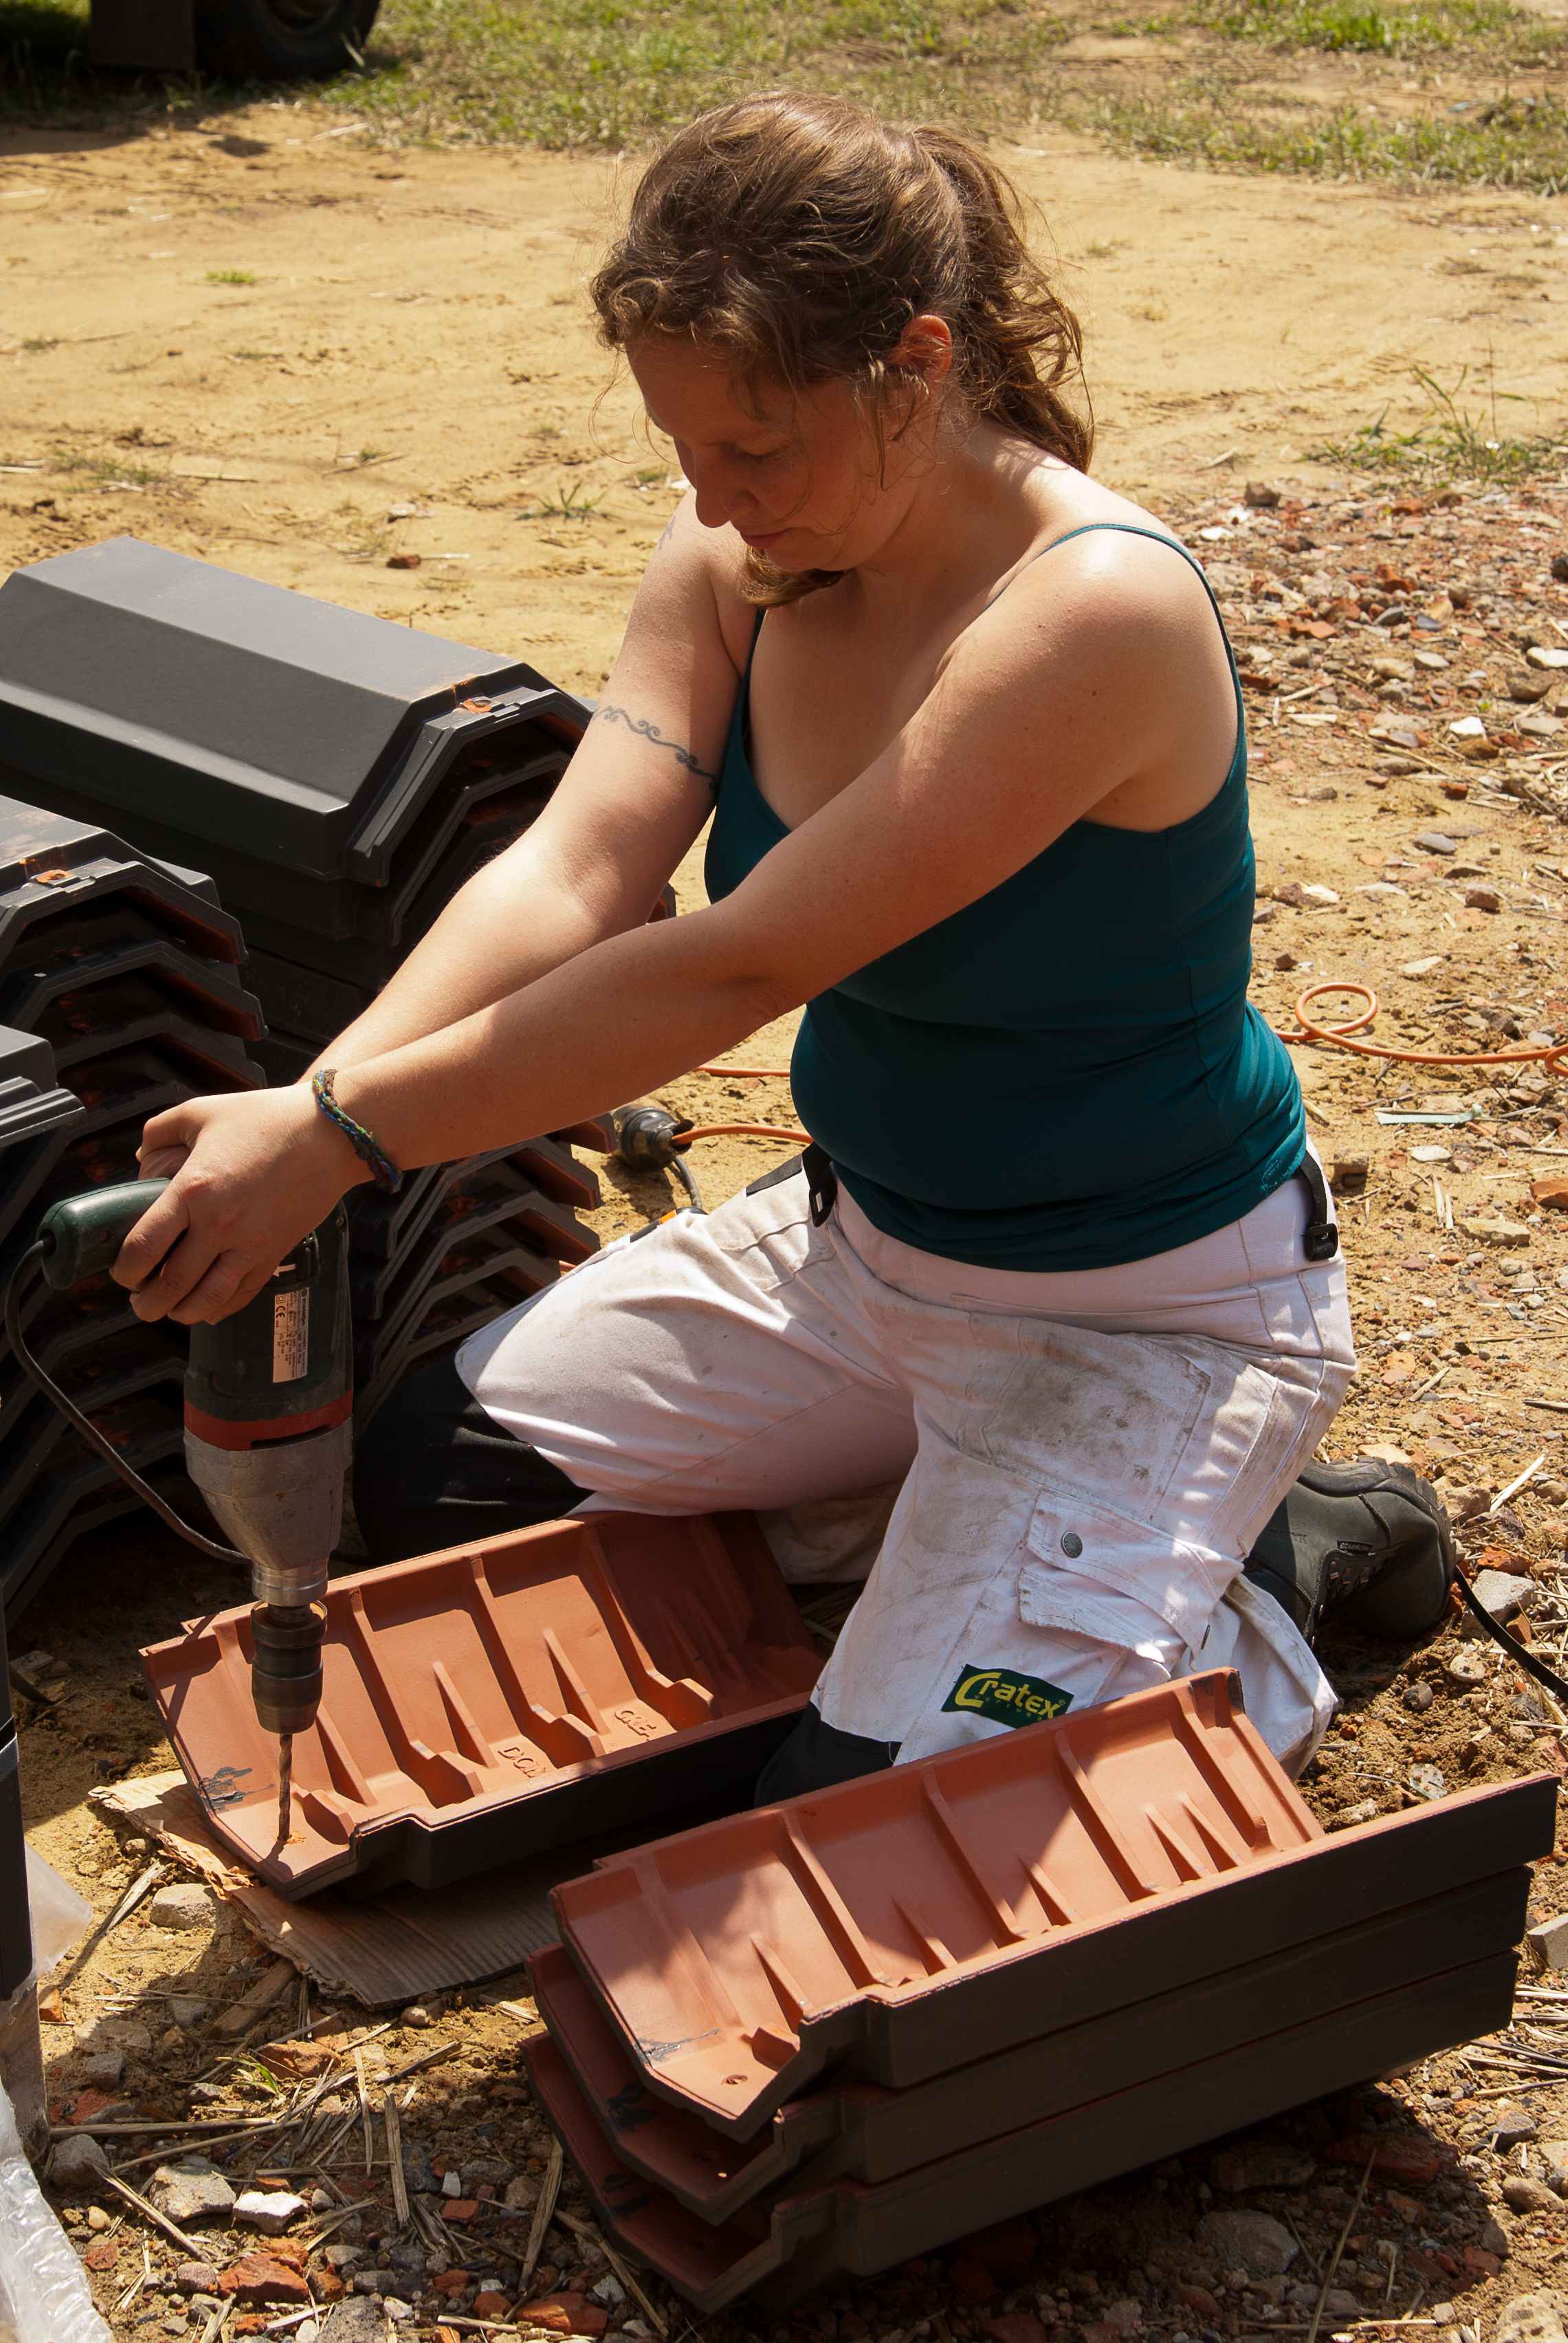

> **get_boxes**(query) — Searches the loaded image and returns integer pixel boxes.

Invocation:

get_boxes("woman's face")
[628,331,945,572]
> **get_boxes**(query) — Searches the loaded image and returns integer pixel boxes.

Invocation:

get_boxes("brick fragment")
[518,2293,606,2335]
[217,2256,311,2307]
[1325,2133,1452,2187]
[1177,2287,1221,2319]
[473,2293,511,2319]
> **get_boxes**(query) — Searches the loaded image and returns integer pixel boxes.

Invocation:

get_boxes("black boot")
[1244,1457,1455,1646]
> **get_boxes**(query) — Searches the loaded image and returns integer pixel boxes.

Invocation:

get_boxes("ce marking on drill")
[197,1765,255,1814]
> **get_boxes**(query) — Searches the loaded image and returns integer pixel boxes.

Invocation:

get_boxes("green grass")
[0,0,1071,140]
[206,266,258,283]
[325,0,1072,147]
[1182,0,1560,55]
[518,478,606,520]
[48,443,166,487]
[1311,364,1568,487]
[1085,76,1568,189]
[1,0,1564,201]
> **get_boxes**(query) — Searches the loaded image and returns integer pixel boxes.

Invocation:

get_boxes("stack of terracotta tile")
[524,1671,1556,2311]
[143,1508,825,1900]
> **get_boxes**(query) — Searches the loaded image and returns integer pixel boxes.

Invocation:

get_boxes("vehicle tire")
[197,0,378,80]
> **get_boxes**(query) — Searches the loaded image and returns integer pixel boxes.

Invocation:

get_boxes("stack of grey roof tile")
[348,1130,606,1426]
[0,798,267,1621]
[0,536,593,1084]
[0,538,608,1467]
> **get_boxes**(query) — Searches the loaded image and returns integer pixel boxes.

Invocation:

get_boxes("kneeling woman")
[115,94,1444,1792]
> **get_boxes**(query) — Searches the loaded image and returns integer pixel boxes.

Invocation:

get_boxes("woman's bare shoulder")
[641,492,758,674]
[980,470,1213,648]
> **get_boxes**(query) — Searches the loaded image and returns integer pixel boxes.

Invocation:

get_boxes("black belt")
[748,1141,838,1226]
[1294,1152,1339,1262]
[752,1146,1338,1262]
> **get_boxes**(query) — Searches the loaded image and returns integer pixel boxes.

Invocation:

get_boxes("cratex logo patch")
[941,1664,1073,1728]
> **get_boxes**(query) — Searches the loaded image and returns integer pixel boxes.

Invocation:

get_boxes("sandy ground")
[1,108,1565,688]
[6,104,1568,2343]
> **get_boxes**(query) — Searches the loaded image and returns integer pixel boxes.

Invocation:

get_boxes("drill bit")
[276,1733,293,1842]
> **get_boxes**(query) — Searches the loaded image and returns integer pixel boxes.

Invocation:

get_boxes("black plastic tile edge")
[538,1950,1516,2314]
[753,1950,1519,2313]
[549,1867,1528,2223]
[203,1708,807,1905]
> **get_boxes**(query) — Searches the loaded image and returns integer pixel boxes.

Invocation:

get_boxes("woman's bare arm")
[117,529,1231,1324]
[311,496,747,1070]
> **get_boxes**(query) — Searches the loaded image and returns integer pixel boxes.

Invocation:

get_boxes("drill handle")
[35,1179,172,1290]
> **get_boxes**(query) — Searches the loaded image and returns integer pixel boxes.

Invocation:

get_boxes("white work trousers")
[456,1158,1357,1777]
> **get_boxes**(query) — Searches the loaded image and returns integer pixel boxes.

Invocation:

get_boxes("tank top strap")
[988,518,1244,744]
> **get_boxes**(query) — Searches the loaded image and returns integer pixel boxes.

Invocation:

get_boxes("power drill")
[4,1182,351,1846]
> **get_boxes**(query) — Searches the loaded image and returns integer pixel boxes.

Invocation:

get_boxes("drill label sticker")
[940,1663,1074,1729]
[272,1288,309,1383]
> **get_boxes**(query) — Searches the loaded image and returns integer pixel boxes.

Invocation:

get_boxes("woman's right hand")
[114,1085,370,1326]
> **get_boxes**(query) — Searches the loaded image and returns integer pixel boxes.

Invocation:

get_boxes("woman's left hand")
[113,1086,369,1325]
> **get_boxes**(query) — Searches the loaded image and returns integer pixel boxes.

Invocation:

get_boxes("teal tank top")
[704,522,1305,1273]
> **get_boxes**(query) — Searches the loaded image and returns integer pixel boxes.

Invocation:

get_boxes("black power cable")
[4,1243,245,1568]
[1450,1552,1568,1710]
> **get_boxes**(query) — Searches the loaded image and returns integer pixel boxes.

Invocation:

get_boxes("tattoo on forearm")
[595,703,719,789]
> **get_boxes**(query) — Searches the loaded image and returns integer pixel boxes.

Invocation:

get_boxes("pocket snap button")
[1061,1530,1083,1558]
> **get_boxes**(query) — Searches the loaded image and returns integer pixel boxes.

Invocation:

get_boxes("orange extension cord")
[674,1064,804,1150]
[1283,981,1568,1074]
[674,1121,808,1146]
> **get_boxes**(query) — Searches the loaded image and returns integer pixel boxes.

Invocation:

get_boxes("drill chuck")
[250,1603,327,1738]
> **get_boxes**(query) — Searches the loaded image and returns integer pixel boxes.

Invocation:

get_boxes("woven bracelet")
[312,1068,403,1194]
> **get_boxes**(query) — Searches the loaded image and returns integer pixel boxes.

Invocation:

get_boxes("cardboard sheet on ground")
[92,1770,609,2005]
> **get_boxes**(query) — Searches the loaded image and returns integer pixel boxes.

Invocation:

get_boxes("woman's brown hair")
[590,93,1093,604]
